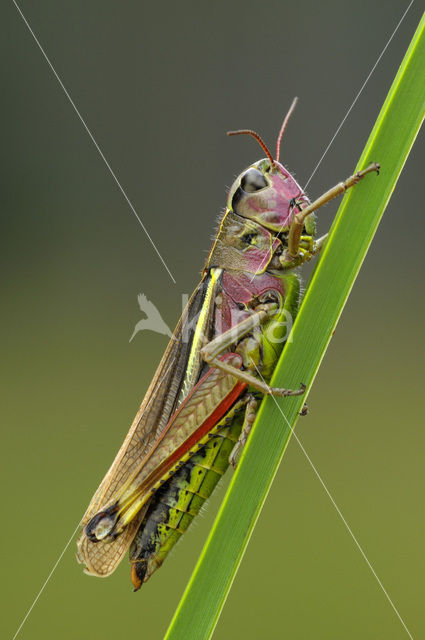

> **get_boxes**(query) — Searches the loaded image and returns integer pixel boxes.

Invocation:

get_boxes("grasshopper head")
[205,100,317,276]
[225,99,315,238]
[226,158,315,237]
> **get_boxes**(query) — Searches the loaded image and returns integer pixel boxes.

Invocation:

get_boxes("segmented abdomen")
[129,414,243,585]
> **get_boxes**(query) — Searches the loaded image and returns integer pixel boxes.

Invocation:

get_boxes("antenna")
[226,129,275,168]
[275,96,298,163]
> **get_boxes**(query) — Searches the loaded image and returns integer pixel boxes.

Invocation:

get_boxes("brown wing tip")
[76,535,116,578]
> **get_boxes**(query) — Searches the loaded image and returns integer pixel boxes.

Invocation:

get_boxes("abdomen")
[129,412,243,585]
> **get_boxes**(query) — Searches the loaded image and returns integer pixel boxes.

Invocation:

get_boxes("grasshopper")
[77,98,379,590]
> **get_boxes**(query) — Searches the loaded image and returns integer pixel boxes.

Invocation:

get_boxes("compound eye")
[240,168,268,193]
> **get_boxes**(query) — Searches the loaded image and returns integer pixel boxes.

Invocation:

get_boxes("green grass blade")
[165,14,425,640]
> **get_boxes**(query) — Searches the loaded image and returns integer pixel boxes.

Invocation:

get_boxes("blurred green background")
[1,1,424,638]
